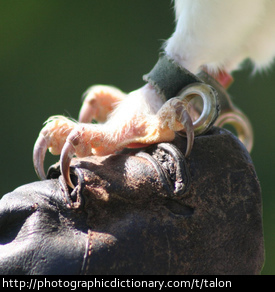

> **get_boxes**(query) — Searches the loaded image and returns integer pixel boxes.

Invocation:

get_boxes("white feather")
[165,0,275,74]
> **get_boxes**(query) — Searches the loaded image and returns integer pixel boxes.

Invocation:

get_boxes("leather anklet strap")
[143,53,202,102]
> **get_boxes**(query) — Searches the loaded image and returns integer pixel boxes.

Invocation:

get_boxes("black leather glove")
[0,128,264,275]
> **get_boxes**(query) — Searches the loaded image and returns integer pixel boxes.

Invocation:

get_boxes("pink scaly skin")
[34,0,275,188]
[33,83,195,188]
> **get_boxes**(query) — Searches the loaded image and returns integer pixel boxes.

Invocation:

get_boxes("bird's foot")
[33,83,219,188]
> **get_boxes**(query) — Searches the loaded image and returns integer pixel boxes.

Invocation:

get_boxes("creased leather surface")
[0,128,264,275]
[0,179,88,275]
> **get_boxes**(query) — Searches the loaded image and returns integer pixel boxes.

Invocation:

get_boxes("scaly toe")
[33,116,77,181]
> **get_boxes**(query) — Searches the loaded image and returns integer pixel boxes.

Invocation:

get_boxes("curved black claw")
[60,141,76,189]
[33,134,48,181]
[175,103,194,157]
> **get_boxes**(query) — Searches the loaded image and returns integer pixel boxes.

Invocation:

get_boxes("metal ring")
[178,83,220,136]
[215,109,254,153]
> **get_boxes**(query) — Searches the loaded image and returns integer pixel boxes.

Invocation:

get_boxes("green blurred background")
[0,0,274,274]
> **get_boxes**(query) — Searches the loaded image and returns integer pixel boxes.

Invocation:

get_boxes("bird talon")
[60,141,76,189]
[32,116,78,183]
[176,109,194,157]
[32,82,219,188]
[33,134,48,180]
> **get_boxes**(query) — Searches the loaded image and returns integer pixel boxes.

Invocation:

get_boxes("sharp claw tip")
[33,134,48,181]
[184,146,192,158]
[185,132,194,158]
[60,141,75,189]
[34,167,47,181]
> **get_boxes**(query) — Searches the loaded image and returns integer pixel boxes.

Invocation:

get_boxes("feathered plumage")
[166,0,275,74]
[33,0,275,188]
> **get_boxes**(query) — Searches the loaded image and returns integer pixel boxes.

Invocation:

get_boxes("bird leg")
[33,80,219,189]
[33,88,195,188]
[33,53,221,188]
